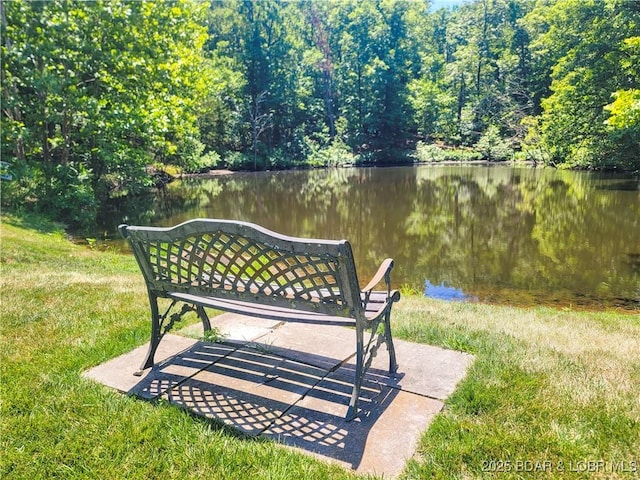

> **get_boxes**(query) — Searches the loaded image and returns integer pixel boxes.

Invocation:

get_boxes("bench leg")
[135,292,161,376]
[196,305,212,332]
[346,309,398,419]
[346,323,365,421]
[384,309,398,374]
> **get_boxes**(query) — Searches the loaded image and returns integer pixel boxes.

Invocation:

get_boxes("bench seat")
[169,290,392,324]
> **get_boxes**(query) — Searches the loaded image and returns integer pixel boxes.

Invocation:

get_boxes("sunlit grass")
[2,213,639,479]
[393,297,640,478]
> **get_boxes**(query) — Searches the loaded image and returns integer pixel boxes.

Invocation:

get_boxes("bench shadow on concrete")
[126,339,405,470]
[84,322,472,477]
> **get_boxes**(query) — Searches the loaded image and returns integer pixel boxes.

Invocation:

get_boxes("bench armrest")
[362,258,396,297]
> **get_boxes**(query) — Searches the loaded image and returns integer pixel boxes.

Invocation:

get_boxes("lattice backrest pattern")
[122,220,361,317]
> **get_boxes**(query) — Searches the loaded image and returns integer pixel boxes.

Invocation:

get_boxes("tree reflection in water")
[100,166,640,311]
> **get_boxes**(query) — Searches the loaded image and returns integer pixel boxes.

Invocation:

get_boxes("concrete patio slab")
[264,366,444,477]
[353,337,475,400]
[179,313,282,344]
[130,342,237,399]
[164,348,329,436]
[82,334,200,396]
[250,322,358,370]
[84,314,474,478]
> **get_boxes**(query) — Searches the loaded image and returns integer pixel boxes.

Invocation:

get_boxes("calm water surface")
[99,166,640,311]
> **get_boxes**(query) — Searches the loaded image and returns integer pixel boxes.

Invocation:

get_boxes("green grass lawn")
[2,214,639,479]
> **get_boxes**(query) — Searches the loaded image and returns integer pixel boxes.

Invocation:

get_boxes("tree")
[207,0,318,168]
[327,0,420,163]
[1,0,210,229]
[526,0,640,169]
[604,36,640,169]
[305,3,338,140]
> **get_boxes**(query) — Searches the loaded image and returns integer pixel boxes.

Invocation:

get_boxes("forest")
[2,0,639,229]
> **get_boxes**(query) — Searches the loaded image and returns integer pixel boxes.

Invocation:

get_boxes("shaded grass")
[2,214,639,478]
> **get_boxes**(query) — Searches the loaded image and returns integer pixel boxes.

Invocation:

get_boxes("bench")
[119,218,400,420]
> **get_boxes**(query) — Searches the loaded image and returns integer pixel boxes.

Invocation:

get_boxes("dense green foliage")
[1,0,211,228]
[2,0,639,229]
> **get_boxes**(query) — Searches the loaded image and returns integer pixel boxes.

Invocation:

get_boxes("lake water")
[99,165,640,311]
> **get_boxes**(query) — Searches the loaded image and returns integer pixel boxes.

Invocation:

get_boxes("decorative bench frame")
[119,219,400,420]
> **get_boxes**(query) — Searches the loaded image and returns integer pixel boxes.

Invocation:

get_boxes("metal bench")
[119,218,400,420]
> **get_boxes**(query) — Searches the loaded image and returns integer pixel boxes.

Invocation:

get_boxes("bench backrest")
[119,219,363,319]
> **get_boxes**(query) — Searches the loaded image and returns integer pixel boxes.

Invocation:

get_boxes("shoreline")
[178,160,536,179]
[176,160,639,179]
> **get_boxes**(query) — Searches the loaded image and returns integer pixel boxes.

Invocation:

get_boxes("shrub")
[413,142,483,163]
[40,163,97,232]
[224,151,255,170]
[306,139,357,167]
[414,142,448,162]
[265,148,298,170]
[174,138,221,173]
[447,149,483,162]
[475,125,514,161]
